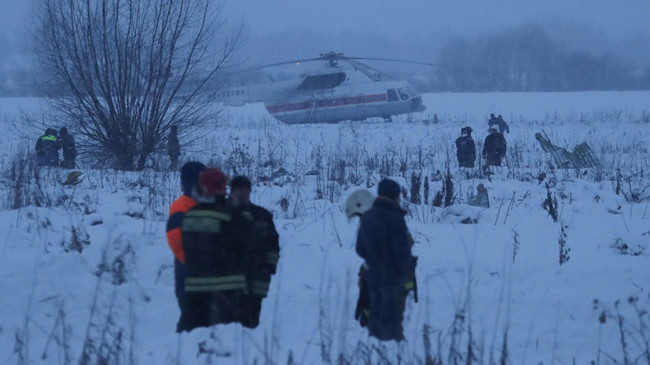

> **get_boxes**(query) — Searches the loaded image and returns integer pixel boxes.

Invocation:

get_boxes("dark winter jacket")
[455,135,476,168]
[178,201,248,332]
[35,128,61,166]
[229,201,280,328]
[59,129,76,167]
[482,132,507,166]
[233,203,279,288]
[356,198,413,285]
[356,197,415,341]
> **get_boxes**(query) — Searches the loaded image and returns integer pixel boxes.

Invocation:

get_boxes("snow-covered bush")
[2,151,69,209]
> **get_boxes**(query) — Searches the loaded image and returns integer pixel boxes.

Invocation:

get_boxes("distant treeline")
[3,24,650,96]
[418,24,650,92]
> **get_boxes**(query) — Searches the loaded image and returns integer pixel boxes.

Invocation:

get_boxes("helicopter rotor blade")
[243,58,323,70]
[342,56,508,75]
[342,56,440,67]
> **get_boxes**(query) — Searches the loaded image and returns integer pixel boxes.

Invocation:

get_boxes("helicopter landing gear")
[383,116,393,123]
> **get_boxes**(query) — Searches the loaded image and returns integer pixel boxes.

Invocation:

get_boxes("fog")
[224,0,650,66]
[1,0,650,91]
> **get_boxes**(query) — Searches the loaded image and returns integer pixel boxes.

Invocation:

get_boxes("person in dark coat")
[59,127,76,168]
[166,161,206,331]
[495,114,510,134]
[488,113,498,127]
[355,179,416,341]
[228,176,280,329]
[178,168,249,332]
[345,190,378,328]
[35,128,61,166]
[455,126,476,168]
[168,125,180,170]
[482,124,507,168]
[488,113,510,134]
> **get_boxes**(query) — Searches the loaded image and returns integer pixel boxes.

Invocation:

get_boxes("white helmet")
[345,189,375,219]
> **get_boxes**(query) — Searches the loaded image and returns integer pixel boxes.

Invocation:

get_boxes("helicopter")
[217,52,431,124]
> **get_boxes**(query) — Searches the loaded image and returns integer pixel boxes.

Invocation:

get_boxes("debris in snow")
[439,204,489,224]
[610,235,647,256]
[61,171,84,186]
[469,184,489,208]
[535,132,599,168]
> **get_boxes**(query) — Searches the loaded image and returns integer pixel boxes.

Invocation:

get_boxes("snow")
[1,91,649,364]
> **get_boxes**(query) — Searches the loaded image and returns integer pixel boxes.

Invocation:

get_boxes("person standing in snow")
[346,189,377,328]
[488,113,509,134]
[178,168,249,332]
[166,161,206,331]
[35,128,61,166]
[355,179,416,341]
[227,176,280,329]
[168,125,180,171]
[488,113,498,128]
[495,114,510,134]
[482,125,507,172]
[455,126,476,168]
[59,127,76,168]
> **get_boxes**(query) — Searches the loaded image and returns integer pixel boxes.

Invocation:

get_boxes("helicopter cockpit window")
[398,88,409,100]
[406,86,417,97]
[297,72,346,90]
[387,89,399,102]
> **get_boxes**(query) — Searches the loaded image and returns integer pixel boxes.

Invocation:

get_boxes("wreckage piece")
[535,133,599,169]
[469,184,490,208]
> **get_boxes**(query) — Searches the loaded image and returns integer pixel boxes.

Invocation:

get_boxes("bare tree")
[34,0,239,170]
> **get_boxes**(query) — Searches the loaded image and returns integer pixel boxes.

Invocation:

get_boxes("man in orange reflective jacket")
[166,161,206,331]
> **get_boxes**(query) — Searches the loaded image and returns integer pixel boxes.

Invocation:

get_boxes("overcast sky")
[224,0,650,66]
[226,0,649,38]
[1,0,649,67]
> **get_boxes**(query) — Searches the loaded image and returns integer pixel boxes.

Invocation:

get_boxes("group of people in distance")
[35,124,180,171]
[35,127,76,168]
[455,113,508,173]
[166,162,280,332]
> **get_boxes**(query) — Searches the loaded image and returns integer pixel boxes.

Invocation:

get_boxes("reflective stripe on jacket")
[185,275,247,292]
[181,203,243,284]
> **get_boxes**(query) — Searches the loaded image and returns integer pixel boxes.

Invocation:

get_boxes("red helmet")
[199,168,229,196]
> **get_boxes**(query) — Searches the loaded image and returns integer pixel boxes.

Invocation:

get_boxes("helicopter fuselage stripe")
[265,93,387,114]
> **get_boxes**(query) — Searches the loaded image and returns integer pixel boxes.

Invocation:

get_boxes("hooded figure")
[455,126,476,168]
[482,125,507,167]
[59,127,76,168]
[35,128,60,166]
[355,179,416,341]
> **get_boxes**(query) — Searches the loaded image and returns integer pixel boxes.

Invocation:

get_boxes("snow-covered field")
[1,91,649,364]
